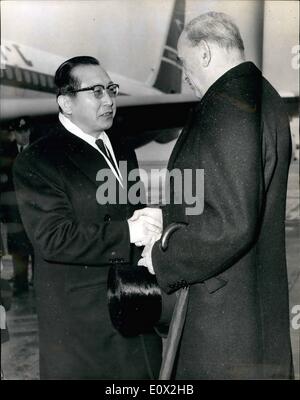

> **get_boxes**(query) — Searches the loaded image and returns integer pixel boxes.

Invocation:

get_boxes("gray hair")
[184,12,244,53]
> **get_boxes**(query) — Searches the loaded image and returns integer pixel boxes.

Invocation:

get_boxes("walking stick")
[158,223,189,380]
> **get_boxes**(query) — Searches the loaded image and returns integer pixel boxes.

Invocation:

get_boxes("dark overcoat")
[152,62,294,379]
[13,122,162,380]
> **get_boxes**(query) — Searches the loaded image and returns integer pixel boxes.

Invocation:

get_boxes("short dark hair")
[184,12,244,53]
[54,56,100,97]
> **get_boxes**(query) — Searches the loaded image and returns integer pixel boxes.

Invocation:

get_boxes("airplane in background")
[0,0,298,154]
[0,0,197,154]
[0,0,192,120]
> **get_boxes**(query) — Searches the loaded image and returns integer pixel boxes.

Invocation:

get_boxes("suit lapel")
[57,126,111,187]
[167,105,198,170]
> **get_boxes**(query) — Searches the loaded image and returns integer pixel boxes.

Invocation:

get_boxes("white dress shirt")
[17,143,29,153]
[59,113,123,187]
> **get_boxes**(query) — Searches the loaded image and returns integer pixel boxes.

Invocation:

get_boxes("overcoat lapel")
[167,105,198,169]
[56,127,113,187]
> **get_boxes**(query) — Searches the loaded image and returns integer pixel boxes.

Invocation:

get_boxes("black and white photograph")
[0,0,299,383]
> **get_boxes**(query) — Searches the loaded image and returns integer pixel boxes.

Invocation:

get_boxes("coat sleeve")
[13,151,131,266]
[122,139,146,265]
[152,91,266,293]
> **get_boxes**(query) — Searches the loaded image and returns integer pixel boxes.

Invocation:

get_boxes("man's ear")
[198,40,211,68]
[57,95,72,115]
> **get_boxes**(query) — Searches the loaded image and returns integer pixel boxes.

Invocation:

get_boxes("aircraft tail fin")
[148,0,185,93]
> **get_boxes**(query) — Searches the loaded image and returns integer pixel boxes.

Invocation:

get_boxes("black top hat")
[107,222,188,337]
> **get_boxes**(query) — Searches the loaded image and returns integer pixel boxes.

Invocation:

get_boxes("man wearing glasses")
[13,56,162,380]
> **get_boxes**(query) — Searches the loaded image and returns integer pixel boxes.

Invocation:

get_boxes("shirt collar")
[59,112,105,151]
[58,113,123,187]
[17,143,28,151]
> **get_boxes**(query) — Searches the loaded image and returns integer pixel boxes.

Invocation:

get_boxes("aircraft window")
[15,67,23,82]
[39,74,46,87]
[32,72,39,85]
[5,66,14,80]
[24,70,32,84]
[47,75,54,88]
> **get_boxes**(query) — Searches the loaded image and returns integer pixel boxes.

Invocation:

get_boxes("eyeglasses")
[67,83,119,99]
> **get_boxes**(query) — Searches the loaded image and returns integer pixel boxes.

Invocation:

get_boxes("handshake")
[127,207,163,247]
[127,207,163,274]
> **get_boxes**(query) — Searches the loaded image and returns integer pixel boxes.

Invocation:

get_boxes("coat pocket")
[204,276,228,294]
[65,264,109,293]
[67,282,105,293]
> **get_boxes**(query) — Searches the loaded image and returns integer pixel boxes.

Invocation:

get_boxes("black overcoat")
[13,122,162,379]
[152,62,294,379]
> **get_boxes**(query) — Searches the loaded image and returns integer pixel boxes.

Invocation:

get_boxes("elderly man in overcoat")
[137,12,294,379]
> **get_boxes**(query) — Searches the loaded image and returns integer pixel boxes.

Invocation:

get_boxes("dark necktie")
[19,146,24,153]
[95,138,123,186]
[95,138,114,165]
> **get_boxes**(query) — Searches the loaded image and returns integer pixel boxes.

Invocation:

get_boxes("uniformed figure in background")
[0,117,34,296]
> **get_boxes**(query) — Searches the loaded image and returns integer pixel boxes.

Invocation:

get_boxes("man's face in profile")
[177,33,204,98]
[67,64,117,136]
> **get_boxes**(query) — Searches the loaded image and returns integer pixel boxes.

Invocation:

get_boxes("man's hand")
[129,207,163,230]
[137,237,156,274]
[127,215,161,247]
